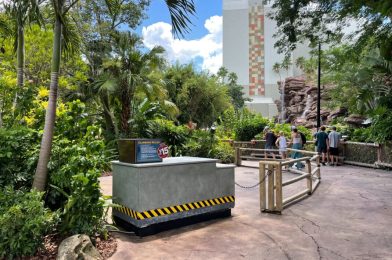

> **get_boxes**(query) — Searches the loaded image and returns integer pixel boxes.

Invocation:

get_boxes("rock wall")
[275,76,347,128]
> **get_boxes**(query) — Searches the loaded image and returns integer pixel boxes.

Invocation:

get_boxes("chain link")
[235,169,273,189]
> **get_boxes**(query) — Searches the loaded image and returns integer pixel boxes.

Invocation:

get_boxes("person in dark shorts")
[264,126,276,159]
[315,126,329,165]
[328,126,342,166]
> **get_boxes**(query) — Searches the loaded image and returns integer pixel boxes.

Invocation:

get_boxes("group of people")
[262,125,342,169]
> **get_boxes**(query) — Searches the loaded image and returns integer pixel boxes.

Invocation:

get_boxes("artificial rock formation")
[57,234,103,260]
[275,76,346,128]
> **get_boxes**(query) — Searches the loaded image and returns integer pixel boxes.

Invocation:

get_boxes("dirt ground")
[99,163,392,260]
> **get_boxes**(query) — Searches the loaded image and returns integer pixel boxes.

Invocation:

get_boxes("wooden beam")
[275,163,283,212]
[283,189,310,206]
[235,147,241,166]
[282,173,310,186]
[306,159,312,195]
[267,164,274,211]
[259,162,266,212]
[312,179,321,193]
[281,157,312,166]
[287,167,308,175]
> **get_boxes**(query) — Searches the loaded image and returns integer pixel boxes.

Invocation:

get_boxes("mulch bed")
[25,233,117,259]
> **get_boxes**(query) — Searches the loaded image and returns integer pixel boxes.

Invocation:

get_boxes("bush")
[348,127,374,142]
[0,127,39,189]
[0,187,57,259]
[57,170,105,236]
[182,130,214,157]
[212,141,234,163]
[146,119,190,156]
[46,125,112,210]
[234,113,269,141]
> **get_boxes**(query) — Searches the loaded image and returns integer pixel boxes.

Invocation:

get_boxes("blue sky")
[136,1,223,73]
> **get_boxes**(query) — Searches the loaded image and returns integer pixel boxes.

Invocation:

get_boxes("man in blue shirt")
[315,126,329,165]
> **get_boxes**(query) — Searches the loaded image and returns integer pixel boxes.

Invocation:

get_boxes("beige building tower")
[223,0,309,118]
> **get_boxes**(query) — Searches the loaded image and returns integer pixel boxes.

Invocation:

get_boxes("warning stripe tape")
[115,195,235,220]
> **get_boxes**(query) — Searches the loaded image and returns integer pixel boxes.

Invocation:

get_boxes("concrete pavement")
[100,164,392,259]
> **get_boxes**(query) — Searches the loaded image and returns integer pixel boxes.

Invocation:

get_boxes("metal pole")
[317,42,321,130]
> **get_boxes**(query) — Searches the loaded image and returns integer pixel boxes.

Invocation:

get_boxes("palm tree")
[98,32,167,136]
[33,0,196,191]
[33,0,81,191]
[3,0,43,87]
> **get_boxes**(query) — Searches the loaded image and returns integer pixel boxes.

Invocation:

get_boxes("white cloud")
[142,15,222,74]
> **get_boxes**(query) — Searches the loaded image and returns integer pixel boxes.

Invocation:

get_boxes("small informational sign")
[135,139,163,163]
[157,143,169,158]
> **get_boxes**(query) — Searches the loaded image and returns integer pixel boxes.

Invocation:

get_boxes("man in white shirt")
[328,126,342,166]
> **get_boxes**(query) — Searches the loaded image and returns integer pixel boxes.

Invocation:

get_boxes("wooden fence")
[233,141,392,169]
[235,147,321,213]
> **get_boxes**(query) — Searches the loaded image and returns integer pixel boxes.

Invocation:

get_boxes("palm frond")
[165,0,195,38]
[60,13,81,59]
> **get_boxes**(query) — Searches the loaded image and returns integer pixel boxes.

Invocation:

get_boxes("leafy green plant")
[146,119,190,156]
[0,126,40,188]
[46,125,113,209]
[54,170,105,236]
[212,141,234,163]
[183,129,215,158]
[234,111,269,141]
[0,187,58,259]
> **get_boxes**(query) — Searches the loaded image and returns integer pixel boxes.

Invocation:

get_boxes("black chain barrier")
[234,168,273,189]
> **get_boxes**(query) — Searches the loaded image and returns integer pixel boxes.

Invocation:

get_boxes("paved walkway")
[99,165,392,260]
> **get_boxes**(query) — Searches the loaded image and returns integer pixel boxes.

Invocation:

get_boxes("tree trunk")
[33,15,62,191]
[14,26,25,111]
[100,93,117,139]
[120,85,130,136]
[17,26,24,86]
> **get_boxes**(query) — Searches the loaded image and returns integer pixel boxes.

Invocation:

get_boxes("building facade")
[223,0,309,118]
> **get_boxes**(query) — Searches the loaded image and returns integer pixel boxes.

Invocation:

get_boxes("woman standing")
[290,128,303,169]
[275,131,287,159]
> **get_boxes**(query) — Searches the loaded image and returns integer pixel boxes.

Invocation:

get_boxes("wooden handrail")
[282,173,310,186]
[259,154,321,214]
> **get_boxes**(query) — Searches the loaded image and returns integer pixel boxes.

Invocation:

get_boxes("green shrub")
[234,116,269,141]
[0,187,58,259]
[57,170,105,236]
[348,127,374,142]
[46,125,112,210]
[370,112,392,143]
[146,119,190,156]
[182,130,215,157]
[0,127,39,188]
[212,141,234,163]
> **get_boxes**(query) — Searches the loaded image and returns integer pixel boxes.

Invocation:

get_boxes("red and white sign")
[157,143,169,158]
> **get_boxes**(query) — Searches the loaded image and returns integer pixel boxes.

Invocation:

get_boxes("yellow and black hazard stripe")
[115,195,235,220]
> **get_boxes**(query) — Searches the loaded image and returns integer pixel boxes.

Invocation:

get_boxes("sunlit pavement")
[99,164,392,260]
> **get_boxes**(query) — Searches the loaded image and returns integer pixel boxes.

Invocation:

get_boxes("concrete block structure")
[223,0,309,118]
[112,157,235,234]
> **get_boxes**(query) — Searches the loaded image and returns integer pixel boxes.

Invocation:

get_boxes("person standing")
[264,126,277,159]
[328,126,342,166]
[275,131,287,159]
[315,126,329,165]
[290,128,303,169]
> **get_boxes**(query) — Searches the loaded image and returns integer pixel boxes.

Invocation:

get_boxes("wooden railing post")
[275,163,283,212]
[259,162,266,212]
[235,148,242,166]
[306,159,312,195]
[267,164,274,211]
